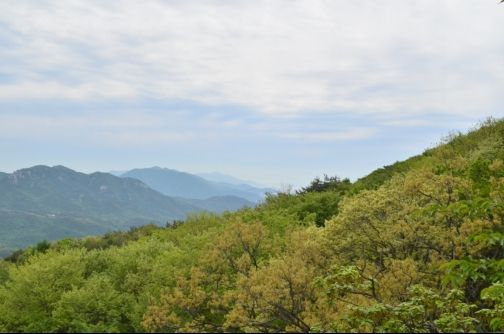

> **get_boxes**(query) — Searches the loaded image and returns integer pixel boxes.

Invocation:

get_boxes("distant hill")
[121,167,274,202]
[0,166,253,256]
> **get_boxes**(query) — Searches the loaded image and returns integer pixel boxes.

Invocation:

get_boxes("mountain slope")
[353,119,504,192]
[121,167,272,202]
[0,166,195,216]
[0,166,251,256]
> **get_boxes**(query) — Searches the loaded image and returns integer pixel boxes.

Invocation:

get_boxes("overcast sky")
[0,0,503,187]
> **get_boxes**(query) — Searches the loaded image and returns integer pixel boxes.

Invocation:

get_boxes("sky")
[0,0,503,188]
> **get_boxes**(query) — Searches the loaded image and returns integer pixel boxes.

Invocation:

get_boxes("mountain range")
[0,165,258,256]
[120,167,274,202]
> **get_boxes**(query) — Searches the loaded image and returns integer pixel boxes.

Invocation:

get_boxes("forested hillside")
[0,119,503,333]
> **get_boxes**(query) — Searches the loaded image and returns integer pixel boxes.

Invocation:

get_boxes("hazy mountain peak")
[121,167,270,202]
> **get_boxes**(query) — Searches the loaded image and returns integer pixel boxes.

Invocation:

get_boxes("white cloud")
[97,131,196,147]
[278,128,377,142]
[0,0,502,117]
[0,112,195,147]
[0,81,137,100]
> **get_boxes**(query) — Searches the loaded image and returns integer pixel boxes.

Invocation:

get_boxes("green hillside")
[0,119,503,333]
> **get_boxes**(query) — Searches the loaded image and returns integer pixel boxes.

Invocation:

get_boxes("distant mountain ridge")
[121,167,274,202]
[197,171,266,188]
[0,165,253,257]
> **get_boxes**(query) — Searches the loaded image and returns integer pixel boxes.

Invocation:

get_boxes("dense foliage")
[1,119,503,333]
